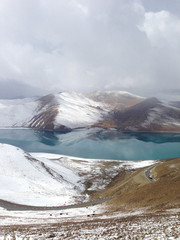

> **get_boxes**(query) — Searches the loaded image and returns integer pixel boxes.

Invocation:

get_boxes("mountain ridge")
[0,91,180,132]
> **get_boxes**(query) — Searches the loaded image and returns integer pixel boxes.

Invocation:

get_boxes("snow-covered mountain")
[0,91,180,132]
[0,92,108,130]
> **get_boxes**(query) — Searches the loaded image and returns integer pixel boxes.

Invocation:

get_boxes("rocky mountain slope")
[0,91,180,132]
[95,97,180,131]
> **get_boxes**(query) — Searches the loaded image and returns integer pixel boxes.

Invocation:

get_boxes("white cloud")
[75,2,89,16]
[137,9,180,97]
[139,10,180,47]
[133,0,145,15]
[0,0,179,99]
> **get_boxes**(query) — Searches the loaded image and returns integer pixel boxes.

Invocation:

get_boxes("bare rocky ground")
[0,209,180,240]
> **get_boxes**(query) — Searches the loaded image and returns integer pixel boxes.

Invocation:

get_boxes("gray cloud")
[0,0,179,99]
[0,79,46,99]
[142,0,180,16]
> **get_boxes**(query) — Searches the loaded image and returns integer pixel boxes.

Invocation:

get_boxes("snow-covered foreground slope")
[0,144,84,206]
[0,143,156,207]
[0,209,179,239]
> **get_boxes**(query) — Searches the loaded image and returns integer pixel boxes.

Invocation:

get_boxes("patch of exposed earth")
[0,208,180,239]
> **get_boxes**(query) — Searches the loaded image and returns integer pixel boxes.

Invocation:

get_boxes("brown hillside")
[92,158,180,212]
[86,91,144,110]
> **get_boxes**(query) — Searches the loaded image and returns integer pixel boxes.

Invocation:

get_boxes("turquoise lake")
[0,128,180,160]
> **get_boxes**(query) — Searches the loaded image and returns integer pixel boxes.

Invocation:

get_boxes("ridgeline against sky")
[0,0,180,99]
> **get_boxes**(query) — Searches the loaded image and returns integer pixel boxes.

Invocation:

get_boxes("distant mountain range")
[0,91,180,132]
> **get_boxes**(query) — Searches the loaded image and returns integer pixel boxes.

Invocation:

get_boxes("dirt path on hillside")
[0,197,112,211]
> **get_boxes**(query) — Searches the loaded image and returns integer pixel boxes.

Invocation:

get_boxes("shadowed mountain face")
[95,97,180,132]
[111,97,161,129]
[26,94,71,131]
[28,94,70,131]
[170,101,180,109]
[0,91,180,132]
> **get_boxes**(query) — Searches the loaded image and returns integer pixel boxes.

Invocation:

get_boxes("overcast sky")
[0,0,180,99]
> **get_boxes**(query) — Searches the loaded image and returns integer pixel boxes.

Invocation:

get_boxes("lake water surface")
[0,128,180,161]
